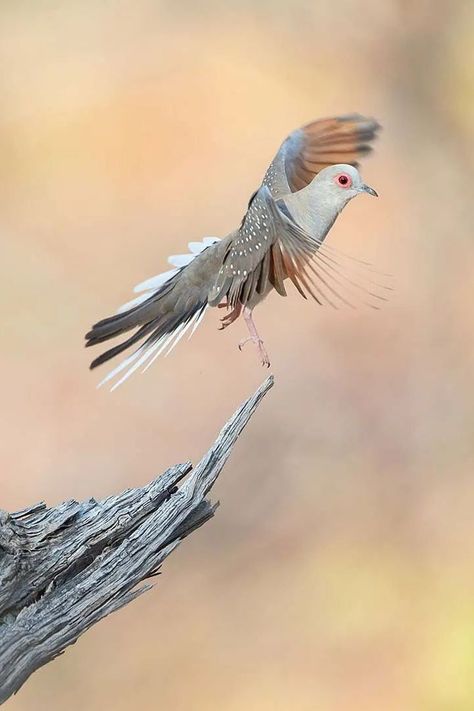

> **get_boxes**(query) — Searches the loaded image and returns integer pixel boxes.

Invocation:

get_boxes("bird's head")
[313,164,378,210]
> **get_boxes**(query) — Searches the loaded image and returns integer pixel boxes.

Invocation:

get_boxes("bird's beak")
[360,184,378,197]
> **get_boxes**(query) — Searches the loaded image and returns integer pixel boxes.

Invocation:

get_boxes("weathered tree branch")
[0,375,274,704]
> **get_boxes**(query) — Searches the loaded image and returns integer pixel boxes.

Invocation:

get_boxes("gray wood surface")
[0,375,273,704]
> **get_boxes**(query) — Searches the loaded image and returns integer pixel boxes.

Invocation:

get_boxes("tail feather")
[89,321,158,370]
[116,292,157,314]
[133,268,179,294]
[86,236,220,388]
[97,306,207,391]
[85,277,176,345]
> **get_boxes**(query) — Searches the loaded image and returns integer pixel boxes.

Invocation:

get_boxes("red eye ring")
[335,173,352,188]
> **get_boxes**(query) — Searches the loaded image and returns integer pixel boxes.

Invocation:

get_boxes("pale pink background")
[1,1,473,709]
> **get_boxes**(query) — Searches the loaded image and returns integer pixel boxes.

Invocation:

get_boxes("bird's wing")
[208,185,322,308]
[209,184,389,310]
[263,114,381,197]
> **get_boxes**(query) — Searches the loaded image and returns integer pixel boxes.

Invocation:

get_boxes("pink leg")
[238,307,270,368]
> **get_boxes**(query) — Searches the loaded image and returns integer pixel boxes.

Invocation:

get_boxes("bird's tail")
[85,238,219,389]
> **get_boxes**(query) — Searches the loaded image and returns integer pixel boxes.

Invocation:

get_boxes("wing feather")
[263,114,380,197]
[208,115,383,310]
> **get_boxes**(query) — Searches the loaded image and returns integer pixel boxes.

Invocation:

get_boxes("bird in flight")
[86,114,384,388]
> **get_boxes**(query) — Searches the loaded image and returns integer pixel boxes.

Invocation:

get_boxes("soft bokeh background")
[1,1,473,709]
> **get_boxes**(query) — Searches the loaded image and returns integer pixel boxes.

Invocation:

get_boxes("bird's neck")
[281,187,343,242]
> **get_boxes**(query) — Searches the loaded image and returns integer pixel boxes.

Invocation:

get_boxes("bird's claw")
[219,303,242,330]
[238,336,271,368]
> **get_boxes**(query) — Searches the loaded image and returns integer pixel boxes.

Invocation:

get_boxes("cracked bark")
[0,375,274,704]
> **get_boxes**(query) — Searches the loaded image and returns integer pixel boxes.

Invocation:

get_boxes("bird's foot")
[218,303,242,330]
[238,336,271,368]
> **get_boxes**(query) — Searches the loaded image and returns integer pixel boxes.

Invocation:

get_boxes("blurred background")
[1,1,473,709]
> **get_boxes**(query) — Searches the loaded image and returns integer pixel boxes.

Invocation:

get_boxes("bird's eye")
[335,173,352,188]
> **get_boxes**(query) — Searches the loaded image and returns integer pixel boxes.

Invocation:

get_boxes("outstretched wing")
[263,114,381,198]
[208,185,320,308]
[209,184,390,311]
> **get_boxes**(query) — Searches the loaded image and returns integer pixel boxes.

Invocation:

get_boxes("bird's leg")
[218,301,242,330]
[238,307,270,368]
